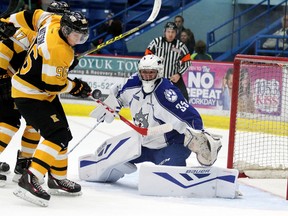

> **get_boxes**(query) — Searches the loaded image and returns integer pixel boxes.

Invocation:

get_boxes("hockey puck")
[92,89,102,99]
[0,162,10,172]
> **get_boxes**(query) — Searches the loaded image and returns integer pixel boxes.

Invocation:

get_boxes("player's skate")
[12,150,45,184]
[47,172,82,196]
[0,173,6,187]
[13,169,50,207]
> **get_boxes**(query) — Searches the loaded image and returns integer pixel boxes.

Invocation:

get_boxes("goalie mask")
[138,55,164,93]
[60,11,89,45]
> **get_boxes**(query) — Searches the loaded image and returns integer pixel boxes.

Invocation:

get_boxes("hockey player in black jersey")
[0,1,73,188]
[1,9,91,206]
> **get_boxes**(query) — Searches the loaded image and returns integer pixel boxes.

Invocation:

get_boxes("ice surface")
[0,116,287,215]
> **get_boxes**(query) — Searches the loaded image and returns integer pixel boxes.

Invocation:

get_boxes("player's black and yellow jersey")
[2,9,75,101]
[0,27,36,77]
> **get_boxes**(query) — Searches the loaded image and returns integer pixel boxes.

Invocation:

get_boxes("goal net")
[227,54,288,181]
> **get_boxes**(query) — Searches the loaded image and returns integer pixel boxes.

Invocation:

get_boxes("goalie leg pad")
[184,128,222,166]
[103,162,137,182]
[78,130,141,182]
[139,164,240,198]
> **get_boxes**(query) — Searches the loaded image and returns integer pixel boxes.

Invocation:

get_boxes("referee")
[145,22,191,100]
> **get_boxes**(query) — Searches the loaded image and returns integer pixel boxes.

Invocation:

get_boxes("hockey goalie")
[79,55,239,198]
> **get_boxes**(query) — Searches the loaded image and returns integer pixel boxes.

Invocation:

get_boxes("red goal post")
[227,54,288,200]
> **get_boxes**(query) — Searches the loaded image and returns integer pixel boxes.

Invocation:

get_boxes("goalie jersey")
[117,73,203,149]
[2,9,75,101]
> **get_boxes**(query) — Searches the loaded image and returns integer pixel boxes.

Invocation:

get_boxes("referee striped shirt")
[145,36,191,78]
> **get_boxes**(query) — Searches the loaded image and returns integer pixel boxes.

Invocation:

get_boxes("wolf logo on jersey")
[134,108,149,128]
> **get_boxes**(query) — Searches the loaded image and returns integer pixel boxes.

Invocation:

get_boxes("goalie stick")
[77,0,162,59]
[94,98,172,136]
[90,90,173,136]
[68,88,172,154]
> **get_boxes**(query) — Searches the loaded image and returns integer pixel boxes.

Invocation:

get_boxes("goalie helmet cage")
[227,54,288,200]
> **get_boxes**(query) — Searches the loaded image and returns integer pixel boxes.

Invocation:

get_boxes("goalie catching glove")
[184,128,222,166]
[69,78,91,98]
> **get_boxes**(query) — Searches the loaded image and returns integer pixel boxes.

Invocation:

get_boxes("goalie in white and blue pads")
[79,54,222,183]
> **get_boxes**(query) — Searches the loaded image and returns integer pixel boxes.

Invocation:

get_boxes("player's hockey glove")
[0,23,16,40]
[69,56,79,71]
[70,78,92,98]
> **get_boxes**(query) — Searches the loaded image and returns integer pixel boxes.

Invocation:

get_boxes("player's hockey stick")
[90,90,173,136]
[77,0,162,59]
[93,99,172,136]
[0,0,19,19]
[68,120,102,154]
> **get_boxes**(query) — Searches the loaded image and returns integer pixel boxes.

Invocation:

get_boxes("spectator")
[191,40,213,61]
[180,29,195,54]
[174,15,186,40]
[92,12,114,48]
[145,22,191,101]
[99,20,128,56]
[261,15,288,54]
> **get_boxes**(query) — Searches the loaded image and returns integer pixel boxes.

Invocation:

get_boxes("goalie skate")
[13,169,50,207]
[47,173,82,196]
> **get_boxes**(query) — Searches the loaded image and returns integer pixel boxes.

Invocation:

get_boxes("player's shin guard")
[48,149,82,196]
[21,125,41,157]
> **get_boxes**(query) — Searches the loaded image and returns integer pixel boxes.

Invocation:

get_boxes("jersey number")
[20,44,69,78]
[21,44,37,75]
[176,101,189,112]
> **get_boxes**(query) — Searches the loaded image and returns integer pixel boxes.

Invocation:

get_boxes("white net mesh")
[231,56,288,178]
